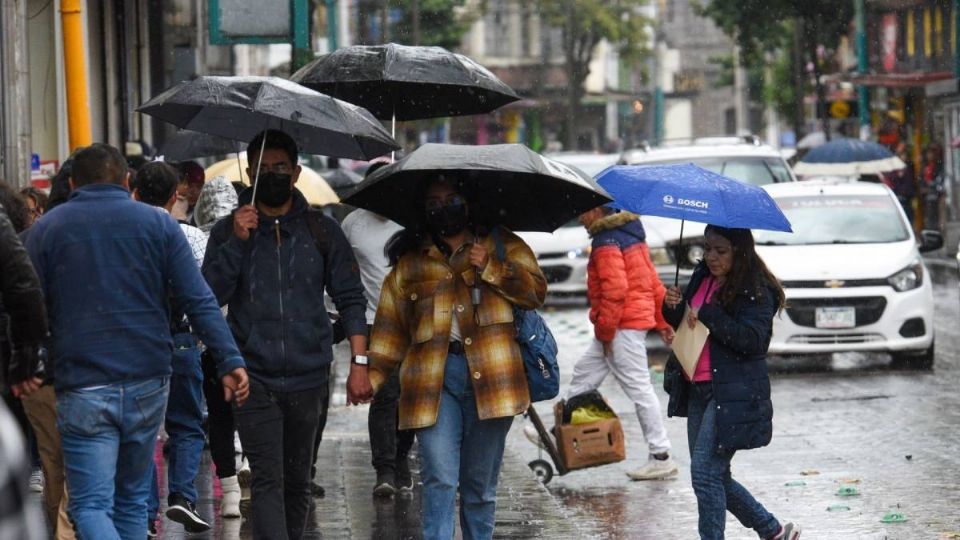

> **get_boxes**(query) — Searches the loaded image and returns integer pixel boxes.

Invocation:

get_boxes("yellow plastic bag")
[570,404,617,425]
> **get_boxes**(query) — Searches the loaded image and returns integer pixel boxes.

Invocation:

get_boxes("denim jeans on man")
[234,380,327,540]
[416,352,514,540]
[58,377,169,540]
[148,334,205,518]
[687,382,780,540]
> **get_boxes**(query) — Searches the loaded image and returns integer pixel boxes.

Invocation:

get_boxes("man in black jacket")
[0,205,47,540]
[203,130,369,539]
[0,203,47,397]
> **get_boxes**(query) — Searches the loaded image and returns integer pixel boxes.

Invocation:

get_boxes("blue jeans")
[687,383,779,540]
[58,376,169,540]
[416,352,514,540]
[148,334,205,518]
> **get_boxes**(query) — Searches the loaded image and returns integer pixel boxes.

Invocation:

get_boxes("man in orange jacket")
[530,206,678,480]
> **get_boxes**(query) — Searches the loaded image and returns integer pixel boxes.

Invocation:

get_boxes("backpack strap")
[491,226,506,262]
[304,209,331,261]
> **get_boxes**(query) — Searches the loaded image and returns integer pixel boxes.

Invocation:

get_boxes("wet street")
[115,261,960,539]
[514,260,960,540]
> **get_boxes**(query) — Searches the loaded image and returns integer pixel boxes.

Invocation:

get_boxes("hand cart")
[524,400,626,485]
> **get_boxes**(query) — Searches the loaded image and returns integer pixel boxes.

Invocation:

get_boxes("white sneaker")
[523,425,546,449]
[29,469,44,493]
[219,475,242,518]
[626,456,679,480]
[772,522,801,540]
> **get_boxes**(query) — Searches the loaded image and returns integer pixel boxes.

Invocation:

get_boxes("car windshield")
[645,156,792,186]
[754,194,910,246]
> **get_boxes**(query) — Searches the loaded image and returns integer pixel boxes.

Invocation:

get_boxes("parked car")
[619,136,797,287]
[755,180,942,368]
[518,153,619,302]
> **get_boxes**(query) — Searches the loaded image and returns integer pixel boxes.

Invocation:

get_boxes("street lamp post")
[855,0,870,140]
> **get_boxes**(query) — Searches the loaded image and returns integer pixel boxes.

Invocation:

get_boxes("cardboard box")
[553,401,626,471]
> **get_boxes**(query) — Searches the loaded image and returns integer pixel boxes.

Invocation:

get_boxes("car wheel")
[891,341,934,370]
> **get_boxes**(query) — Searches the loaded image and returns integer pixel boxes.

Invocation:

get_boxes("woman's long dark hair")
[705,225,785,313]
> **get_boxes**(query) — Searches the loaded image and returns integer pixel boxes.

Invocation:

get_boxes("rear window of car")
[641,156,793,186]
[755,194,910,246]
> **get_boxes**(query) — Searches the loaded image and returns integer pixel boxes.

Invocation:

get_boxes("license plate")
[815,307,856,329]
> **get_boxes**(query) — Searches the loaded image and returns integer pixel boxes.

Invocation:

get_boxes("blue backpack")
[492,228,560,402]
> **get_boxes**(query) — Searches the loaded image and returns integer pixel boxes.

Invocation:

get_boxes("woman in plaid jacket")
[352,176,546,540]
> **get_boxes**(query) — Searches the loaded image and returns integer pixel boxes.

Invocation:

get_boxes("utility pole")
[412,0,420,45]
[791,20,806,142]
[326,0,338,51]
[381,0,390,43]
[0,0,32,188]
[292,0,312,73]
[61,0,92,151]
[733,44,749,136]
[855,0,870,140]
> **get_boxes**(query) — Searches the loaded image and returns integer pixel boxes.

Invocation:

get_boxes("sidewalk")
[311,404,604,540]
[149,348,603,539]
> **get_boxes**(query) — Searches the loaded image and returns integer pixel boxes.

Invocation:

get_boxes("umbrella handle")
[249,130,268,203]
[472,231,482,322]
[674,219,685,288]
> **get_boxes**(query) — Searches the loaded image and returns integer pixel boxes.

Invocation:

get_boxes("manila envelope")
[671,305,710,379]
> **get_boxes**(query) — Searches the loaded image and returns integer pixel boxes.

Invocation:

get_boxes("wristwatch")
[351,354,369,366]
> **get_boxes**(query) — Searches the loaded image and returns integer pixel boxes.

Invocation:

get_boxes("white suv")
[619,137,797,287]
[755,180,941,368]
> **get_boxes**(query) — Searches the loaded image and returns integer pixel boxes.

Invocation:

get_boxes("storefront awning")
[848,71,955,88]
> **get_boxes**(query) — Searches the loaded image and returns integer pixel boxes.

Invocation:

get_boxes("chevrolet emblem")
[824,279,845,288]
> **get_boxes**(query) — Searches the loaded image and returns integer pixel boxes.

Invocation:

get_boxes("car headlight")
[649,247,673,265]
[686,244,704,265]
[888,261,923,292]
[566,246,591,259]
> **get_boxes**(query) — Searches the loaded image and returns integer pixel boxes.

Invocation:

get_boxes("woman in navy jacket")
[662,225,800,540]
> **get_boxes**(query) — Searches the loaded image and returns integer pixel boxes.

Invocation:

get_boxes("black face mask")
[426,202,469,237]
[254,172,293,207]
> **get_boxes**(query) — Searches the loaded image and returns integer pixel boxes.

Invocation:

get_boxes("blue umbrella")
[794,137,905,176]
[596,163,792,284]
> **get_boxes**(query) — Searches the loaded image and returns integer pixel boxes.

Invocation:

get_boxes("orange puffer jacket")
[586,212,669,341]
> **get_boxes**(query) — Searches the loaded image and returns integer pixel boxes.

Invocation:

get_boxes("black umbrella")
[159,130,241,161]
[342,143,612,232]
[290,43,521,122]
[138,76,399,161]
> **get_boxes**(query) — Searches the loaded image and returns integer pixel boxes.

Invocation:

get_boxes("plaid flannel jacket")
[368,228,547,430]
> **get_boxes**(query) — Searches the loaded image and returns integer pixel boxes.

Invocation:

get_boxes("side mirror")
[919,230,944,253]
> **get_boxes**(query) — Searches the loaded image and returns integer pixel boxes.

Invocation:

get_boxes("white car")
[620,137,797,287]
[518,153,619,301]
[754,180,942,368]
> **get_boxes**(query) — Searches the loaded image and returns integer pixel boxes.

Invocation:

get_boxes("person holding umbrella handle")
[203,130,368,540]
[661,225,801,540]
[351,176,547,540]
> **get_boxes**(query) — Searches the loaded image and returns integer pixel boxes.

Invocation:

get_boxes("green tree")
[538,0,651,150]
[698,0,854,139]
[390,0,476,49]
